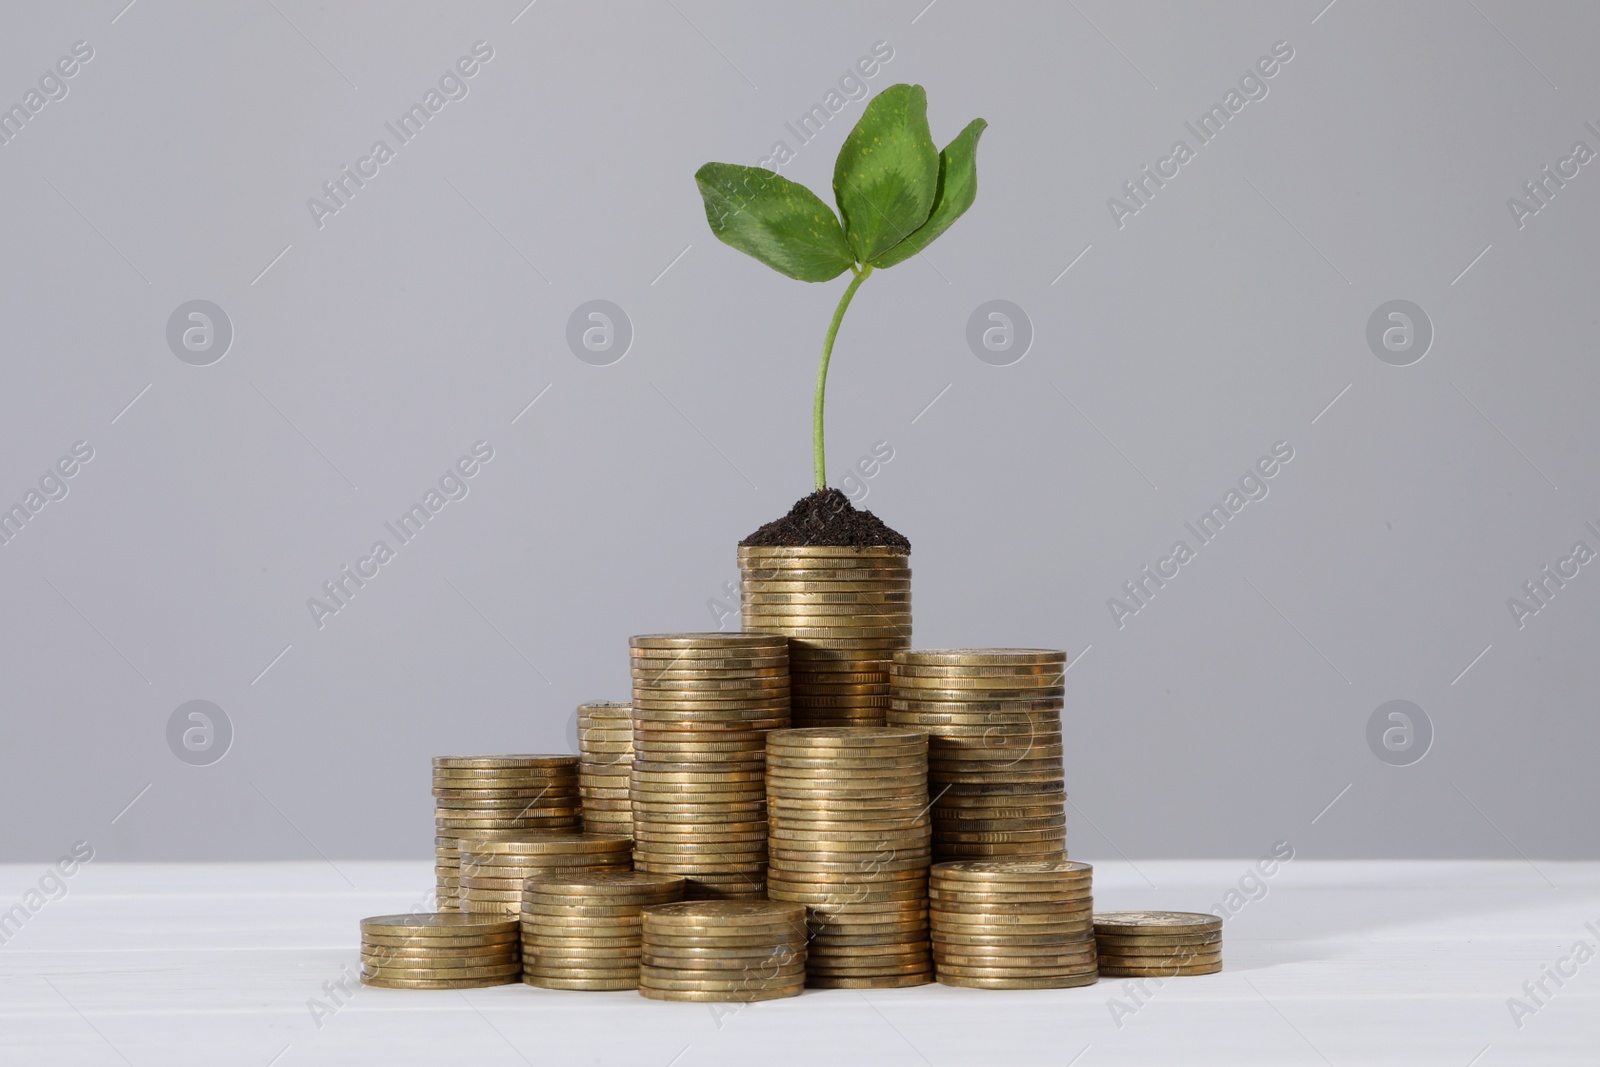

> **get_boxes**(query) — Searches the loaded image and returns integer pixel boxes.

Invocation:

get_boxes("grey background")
[2,0,1596,864]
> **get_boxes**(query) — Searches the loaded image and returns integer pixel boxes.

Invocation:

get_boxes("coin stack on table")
[629,633,790,899]
[1093,911,1223,977]
[359,913,521,989]
[433,755,582,909]
[765,727,933,988]
[739,546,911,728]
[887,649,1067,862]
[457,832,632,916]
[638,900,809,1002]
[929,859,1097,989]
[520,870,685,990]
[576,702,635,837]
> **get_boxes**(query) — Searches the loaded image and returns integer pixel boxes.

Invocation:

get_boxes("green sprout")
[695,84,985,489]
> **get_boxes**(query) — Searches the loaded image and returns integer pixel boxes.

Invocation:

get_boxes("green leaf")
[694,163,856,282]
[869,118,986,269]
[832,84,939,264]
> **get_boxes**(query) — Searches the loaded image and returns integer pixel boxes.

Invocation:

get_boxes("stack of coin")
[929,860,1097,989]
[739,545,911,728]
[576,702,635,837]
[434,755,582,909]
[629,633,790,899]
[639,900,808,1002]
[359,912,521,989]
[765,727,933,988]
[520,870,685,990]
[888,650,1067,862]
[458,831,632,916]
[1094,911,1222,977]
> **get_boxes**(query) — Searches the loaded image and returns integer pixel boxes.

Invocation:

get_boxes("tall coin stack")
[739,545,911,728]
[457,831,632,916]
[1093,911,1223,977]
[629,633,790,899]
[929,860,1097,989]
[765,727,933,988]
[639,901,808,1002]
[359,913,521,989]
[433,755,582,909]
[520,871,685,990]
[887,649,1067,861]
[576,702,635,837]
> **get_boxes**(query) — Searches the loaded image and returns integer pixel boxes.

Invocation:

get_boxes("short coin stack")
[458,831,632,916]
[434,755,582,909]
[576,702,635,837]
[520,871,685,990]
[739,545,911,728]
[765,727,933,988]
[888,649,1067,861]
[639,900,808,1002]
[629,633,790,899]
[1094,911,1222,977]
[930,859,1097,989]
[360,912,521,989]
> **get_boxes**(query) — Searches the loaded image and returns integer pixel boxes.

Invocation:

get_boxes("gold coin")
[890,693,1063,709]
[433,755,580,770]
[630,658,790,674]
[1098,961,1223,977]
[935,962,1098,980]
[637,982,803,1002]
[1093,911,1222,935]
[361,974,519,989]
[638,969,806,991]
[362,961,523,979]
[360,913,519,938]
[935,950,1096,968]
[933,859,1090,880]
[931,923,1093,942]
[935,972,1097,990]
[743,590,910,603]
[523,975,639,991]
[807,972,933,989]
[362,932,519,949]
[642,900,804,926]
[1098,949,1223,965]
[895,649,1066,666]
[1093,932,1222,949]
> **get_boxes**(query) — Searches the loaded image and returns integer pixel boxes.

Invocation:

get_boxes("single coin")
[933,859,1091,880]
[1093,911,1223,935]
[433,755,579,769]
[895,649,1066,666]
[1097,949,1223,965]
[637,983,803,1002]
[638,970,806,992]
[361,974,520,989]
[362,961,523,979]
[360,913,519,938]
[362,932,520,949]
[1098,960,1223,977]
[1093,931,1222,949]
[523,975,639,991]
[806,972,933,989]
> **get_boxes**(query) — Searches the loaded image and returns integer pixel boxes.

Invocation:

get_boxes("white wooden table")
[2,860,1595,1065]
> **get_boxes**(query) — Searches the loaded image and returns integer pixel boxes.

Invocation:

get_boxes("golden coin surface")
[1093,911,1223,934]
[933,860,1091,879]
[637,983,803,1002]
[362,961,523,979]
[1094,932,1222,949]
[896,649,1066,665]
[1098,961,1223,976]
[433,755,580,769]
[935,972,1098,990]
[361,974,519,989]
[1098,949,1223,965]
[360,913,519,937]
[643,900,805,926]
[523,975,640,991]
[362,932,519,949]
[807,972,933,989]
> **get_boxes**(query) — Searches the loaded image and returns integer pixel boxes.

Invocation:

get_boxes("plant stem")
[814,264,872,490]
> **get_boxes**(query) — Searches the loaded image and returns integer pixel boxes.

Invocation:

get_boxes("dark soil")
[740,488,910,549]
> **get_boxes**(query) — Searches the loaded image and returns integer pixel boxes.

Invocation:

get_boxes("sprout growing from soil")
[696,84,985,489]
